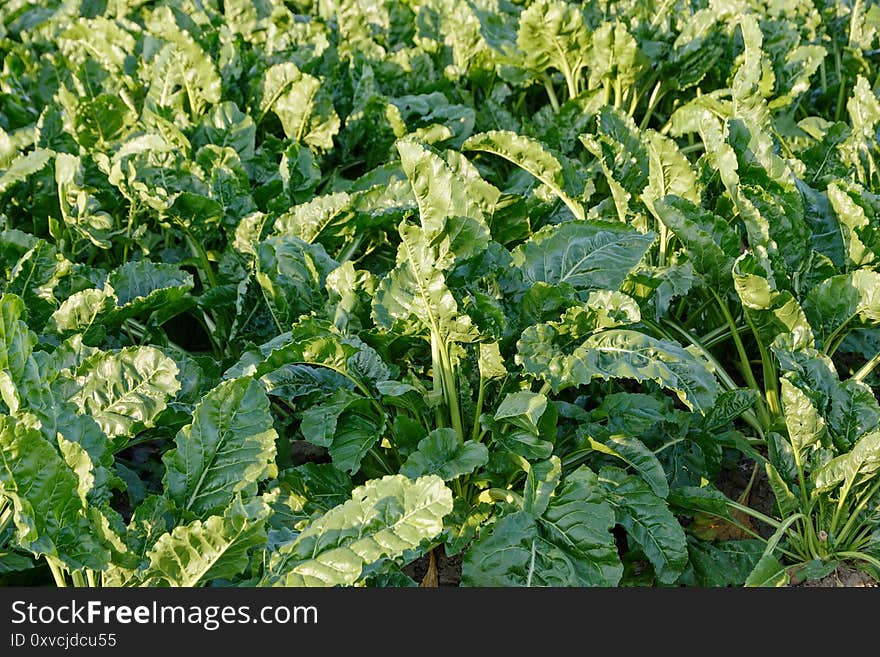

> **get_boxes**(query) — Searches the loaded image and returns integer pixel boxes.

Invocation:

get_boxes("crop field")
[1,0,880,589]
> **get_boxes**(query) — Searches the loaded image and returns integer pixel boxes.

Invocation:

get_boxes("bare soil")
[798,567,878,587]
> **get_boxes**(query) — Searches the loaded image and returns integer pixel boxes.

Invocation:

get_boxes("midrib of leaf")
[400,231,443,341]
[556,235,631,285]
[547,30,577,96]
[307,485,443,561]
[294,80,319,143]
[602,488,670,572]
[178,519,250,587]
[584,341,704,405]
[93,363,164,421]
[256,75,299,127]
[11,251,40,308]
[467,143,584,220]
[184,403,234,513]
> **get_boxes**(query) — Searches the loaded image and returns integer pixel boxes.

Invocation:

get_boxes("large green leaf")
[642,132,700,216]
[588,435,668,498]
[0,149,53,195]
[516,0,589,97]
[781,377,825,456]
[488,391,555,460]
[804,270,880,346]
[397,139,490,255]
[517,325,719,413]
[462,466,622,586]
[678,537,765,587]
[654,196,739,288]
[264,474,452,586]
[255,236,339,330]
[299,388,385,475]
[732,253,813,349]
[512,220,654,296]
[598,468,687,585]
[106,260,194,321]
[163,377,278,518]
[463,130,584,220]
[745,553,789,587]
[68,346,180,439]
[257,63,339,151]
[0,415,109,570]
[144,497,269,586]
[373,223,478,343]
[813,431,880,493]
[399,428,488,481]
[0,294,35,387]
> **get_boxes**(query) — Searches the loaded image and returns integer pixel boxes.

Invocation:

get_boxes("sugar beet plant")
[2,0,880,587]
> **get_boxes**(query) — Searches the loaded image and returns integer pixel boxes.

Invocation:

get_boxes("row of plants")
[1,0,880,587]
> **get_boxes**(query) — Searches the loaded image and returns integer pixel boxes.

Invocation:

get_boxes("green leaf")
[299,388,385,475]
[599,468,687,585]
[586,21,643,95]
[765,462,799,517]
[781,377,825,455]
[702,389,760,432]
[813,431,880,493]
[679,537,765,587]
[106,260,194,322]
[0,149,53,195]
[68,346,180,439]
[516,0,589,98]
[667,485,735,519]
[463,130,584,220]
[144,40,221,122]
[517,326,719,413]
[192,101,256,160]
[588,435,669,498]
[47,289,114,339]
[144,497,269,586]
[255,236,339,330]
[274,192,352,245]
[373,223,478,344]
[0,415,109,570]
[512,220,654,295]
[732,253,813,349]
[265,474,452,586]
[257,63,340,151]
[397,138,490,254]
[278,463,353,516]
[523,456,562,517]
[6,241,70,329]
[462,466,622,586]
[443,498,493,556]
[400,428,489,481]
[827,181,878,268]
[840,76,880,185]
[804,271,880,346]
[478,342,507,380]
[163,377,278,518]
[731,15,771,130]
[485,392,556,460]
[642,132,700,217]
[654,196,739,288]
[744,553,789,587]
[0,294,35,386]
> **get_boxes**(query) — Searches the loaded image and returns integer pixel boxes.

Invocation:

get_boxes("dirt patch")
[798,566,878,587]
[404,549,463,587]
[715,455,776,539]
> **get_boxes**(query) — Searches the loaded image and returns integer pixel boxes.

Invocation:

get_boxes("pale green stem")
[46,557,67,587]
[541,73,561,114]
[853,350,880,382]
